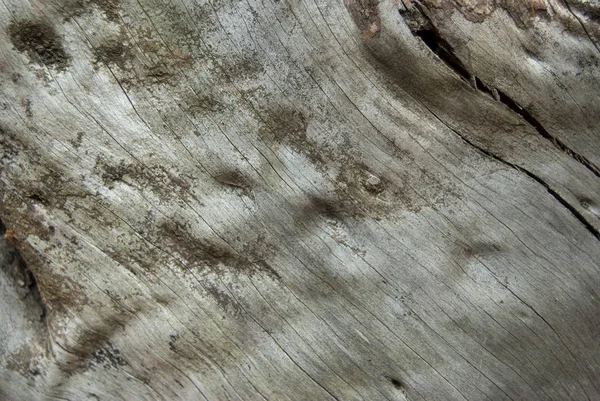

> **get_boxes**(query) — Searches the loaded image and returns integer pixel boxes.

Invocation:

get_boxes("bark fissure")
[0,220,47,324]
[438,118,600,241]
[400,4,600,240]
[2,1,600,399]
[492,86,600,179]
[563,0,600,55]
[403,3,600,179]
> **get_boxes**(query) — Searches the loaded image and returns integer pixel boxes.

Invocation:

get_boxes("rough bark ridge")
[1,0,600,400]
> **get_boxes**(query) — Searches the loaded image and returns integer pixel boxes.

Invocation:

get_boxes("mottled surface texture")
[0,0,599,400]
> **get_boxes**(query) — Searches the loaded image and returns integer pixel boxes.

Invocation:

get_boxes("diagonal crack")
[399,3,600,240]
[563,0,600,56]
[401,1,600,180]
[482,83,600,179]
[445,120,600,241]
[424,104,600,240]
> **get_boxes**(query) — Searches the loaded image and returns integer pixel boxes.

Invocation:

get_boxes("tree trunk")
[1,0,600,400]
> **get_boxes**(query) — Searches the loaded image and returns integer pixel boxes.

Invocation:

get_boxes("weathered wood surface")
[1,0,599,400]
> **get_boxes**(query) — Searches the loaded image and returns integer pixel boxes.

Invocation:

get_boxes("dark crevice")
[0,220,47,323]
[388,376,404,390]
[402,5,600,179]
[495,90,600,178]
[403,2,471,83]
[474,76,496,99]
[413,28,471,82]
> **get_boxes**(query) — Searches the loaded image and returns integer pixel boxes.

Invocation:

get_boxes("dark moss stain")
[70,132,84,149]
[454,240,502,261]
[204,282,243,316]
[95,158,191,199]
[213,169,255,196]
[218,53,264,81]
[258,107,328,167]
[89,342,128,369]
[22,99,33,118]
[388,376,404,390]
[259,107,307,142]
[168,334,179,352]
[303,195,348,221]
[94,38,131,69]
[89,0,121,21]
[183,93,225,116]
[159,221,279,279]
[0,125,21,165]
[161,220,233,266]
[7,20,69,69]
[145,64,172,84]
[346,0,381,38]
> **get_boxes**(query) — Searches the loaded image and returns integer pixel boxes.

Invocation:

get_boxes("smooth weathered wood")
[1,0,599,400]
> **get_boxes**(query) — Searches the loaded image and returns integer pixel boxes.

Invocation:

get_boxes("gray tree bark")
[1,0,600,400]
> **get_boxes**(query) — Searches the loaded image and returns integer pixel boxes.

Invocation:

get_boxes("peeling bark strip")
[2,0,600,400]
[346,0,382,38]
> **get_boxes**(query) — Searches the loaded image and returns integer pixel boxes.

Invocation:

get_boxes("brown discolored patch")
[0,208,88,316]
[4,229,19,247]
[0,221,47,322]
[7,20,70,69]
[1,193,57,244]
[1,221,48,378]
[346,0,381,38]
